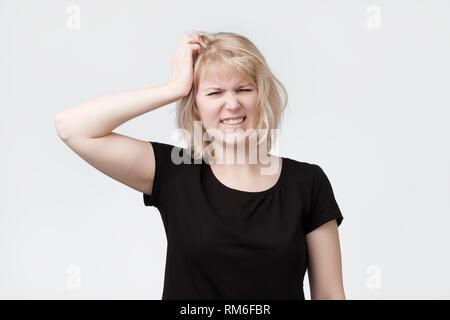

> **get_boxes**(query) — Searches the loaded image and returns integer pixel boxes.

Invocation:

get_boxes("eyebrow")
[203,83,253,92]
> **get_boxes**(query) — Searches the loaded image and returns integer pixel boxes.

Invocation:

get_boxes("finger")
[184,33,196,40]
[186,37,200,44]
[187,33,200,42]
[194,44,202,54]
[189,43,202,53]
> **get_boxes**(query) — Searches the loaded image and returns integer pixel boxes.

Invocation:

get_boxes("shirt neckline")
[204,156,285,197]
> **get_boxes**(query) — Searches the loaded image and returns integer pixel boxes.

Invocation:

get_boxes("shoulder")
[282,156,318,179]
[281,157,335,189]
[149,141,185,157]
[284,157,340,196]
[148,141,203,181]
[281,158,341,206]
[149,141,197,162]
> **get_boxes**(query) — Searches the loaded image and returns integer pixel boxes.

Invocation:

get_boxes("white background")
[1,0,449,299]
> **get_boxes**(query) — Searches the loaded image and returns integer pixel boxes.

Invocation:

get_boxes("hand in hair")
[168,33,203,98]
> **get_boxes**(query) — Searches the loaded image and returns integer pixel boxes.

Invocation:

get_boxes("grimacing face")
[194,71,259,149]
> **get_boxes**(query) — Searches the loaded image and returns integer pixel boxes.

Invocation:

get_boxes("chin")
[217,131,248,148]
[205,122,252,147]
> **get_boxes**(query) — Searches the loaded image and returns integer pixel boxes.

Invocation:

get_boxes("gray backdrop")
[1,0,449,299]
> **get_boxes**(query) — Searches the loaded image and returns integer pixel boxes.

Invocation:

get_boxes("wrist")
[165,82,188,100]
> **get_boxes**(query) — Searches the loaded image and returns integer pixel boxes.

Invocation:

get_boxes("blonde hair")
[175,31,288,162]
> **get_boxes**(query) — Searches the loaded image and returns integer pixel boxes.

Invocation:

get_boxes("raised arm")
[54,84,182,195]
[54,33,203,195]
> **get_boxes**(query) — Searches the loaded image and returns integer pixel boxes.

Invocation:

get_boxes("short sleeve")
[303,164,344,235]
[142,141,182,208]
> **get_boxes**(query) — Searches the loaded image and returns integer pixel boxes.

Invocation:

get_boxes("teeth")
[222,117,244,125]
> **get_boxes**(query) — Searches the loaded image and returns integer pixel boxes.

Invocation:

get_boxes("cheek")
[246,94,259,114]
[196,101,219,123]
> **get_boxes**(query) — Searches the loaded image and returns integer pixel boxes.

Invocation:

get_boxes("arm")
[54,84,182,140]
[305,219,346,300]
[54,32,202,140]
[54,84,182,195]
[54,33,202,195]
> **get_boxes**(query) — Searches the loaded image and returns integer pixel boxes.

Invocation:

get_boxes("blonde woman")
[55,32,345,300]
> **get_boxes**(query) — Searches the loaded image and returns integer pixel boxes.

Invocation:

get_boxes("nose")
[224,91,242,110]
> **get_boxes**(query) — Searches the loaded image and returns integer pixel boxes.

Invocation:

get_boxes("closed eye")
[208,89,252,96]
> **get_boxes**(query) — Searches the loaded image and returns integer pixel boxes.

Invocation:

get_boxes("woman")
[55,31,345,300]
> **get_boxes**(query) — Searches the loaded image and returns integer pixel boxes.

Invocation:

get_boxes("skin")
[194,70,283,192]
[189,38,345,299]
[306,220,346,299]
[56,33,345,300]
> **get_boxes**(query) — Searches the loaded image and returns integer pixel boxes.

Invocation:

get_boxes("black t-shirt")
[143,141,343,300]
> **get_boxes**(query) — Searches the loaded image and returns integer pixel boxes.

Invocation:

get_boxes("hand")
[167,33,203,98]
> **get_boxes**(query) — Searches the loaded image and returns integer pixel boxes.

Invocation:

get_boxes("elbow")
[317,293,346,300]
[311,289,346,300]
[310,282,346,300]
[54,112,65,139]
[54,112,72,141]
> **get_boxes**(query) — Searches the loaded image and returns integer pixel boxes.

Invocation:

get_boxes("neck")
[208,142,280,178]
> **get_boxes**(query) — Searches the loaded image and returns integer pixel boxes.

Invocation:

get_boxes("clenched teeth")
[222,117,244,124]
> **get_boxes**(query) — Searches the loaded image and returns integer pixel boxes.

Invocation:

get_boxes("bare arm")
[54,84,182,140]
[54,33,203,195]
[306,220,346,300]
[54,84,183,195]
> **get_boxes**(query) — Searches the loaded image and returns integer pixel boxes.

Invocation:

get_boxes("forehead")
[198,70,252,90]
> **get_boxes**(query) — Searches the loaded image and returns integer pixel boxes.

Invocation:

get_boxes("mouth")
[220,116,247,128]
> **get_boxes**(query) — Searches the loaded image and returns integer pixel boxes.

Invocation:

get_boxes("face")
[194,71,259,152]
